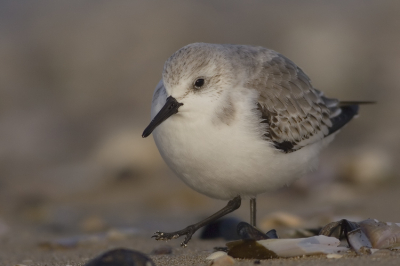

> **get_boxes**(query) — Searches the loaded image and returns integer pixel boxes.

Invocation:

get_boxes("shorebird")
[142,43,371,246]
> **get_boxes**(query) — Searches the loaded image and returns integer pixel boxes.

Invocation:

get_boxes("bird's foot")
[152,225,196,247]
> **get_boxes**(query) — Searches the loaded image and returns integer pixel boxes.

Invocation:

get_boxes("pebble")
[370,249,380,254]
[206,251,228,260]
[210,255,235,266]
[84,248,155,266]
[326,253,343,259]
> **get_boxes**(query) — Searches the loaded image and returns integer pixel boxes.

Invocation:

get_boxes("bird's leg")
[152,196,241,247]
[250,198,256,227]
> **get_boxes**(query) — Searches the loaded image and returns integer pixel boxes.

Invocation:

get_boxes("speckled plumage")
[246,50,337,152]
[147,43,359,200]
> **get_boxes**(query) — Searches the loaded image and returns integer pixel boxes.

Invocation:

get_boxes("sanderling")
[142,43,371,246]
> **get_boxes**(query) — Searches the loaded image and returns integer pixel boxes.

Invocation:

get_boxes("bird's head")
[142,43,237,138]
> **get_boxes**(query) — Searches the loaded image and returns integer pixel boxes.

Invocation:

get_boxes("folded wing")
[253,52,359,153]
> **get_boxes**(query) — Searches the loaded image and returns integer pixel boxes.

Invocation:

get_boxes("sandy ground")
[2,232,400,266]
[1,177,399,266]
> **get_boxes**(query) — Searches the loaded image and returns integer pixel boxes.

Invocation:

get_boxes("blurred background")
[0,0,399,242]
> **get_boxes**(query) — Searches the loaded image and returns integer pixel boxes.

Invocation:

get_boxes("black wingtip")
[328,104,359,135]
[339,101,376,106]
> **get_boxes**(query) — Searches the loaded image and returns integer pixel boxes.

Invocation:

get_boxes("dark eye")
[194,78,205,89]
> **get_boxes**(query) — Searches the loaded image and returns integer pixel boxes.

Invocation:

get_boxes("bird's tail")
[339,101,376,107]
[328,101,375,135]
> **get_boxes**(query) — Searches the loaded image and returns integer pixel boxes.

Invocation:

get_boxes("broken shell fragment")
[320,219,400,251]
[237,222,278,240]
[227,235,348,259]
[347,228,372,253]
[358,219,400,249]
[265,229,279,239]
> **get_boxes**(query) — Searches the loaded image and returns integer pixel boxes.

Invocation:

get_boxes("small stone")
[210,255,235,265]
[326,253,343,259]
[84,248,155,266]
[370,249,380,254]
[358,246,372,255]
[206,251,228,260]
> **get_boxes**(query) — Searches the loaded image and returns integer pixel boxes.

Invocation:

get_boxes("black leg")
[152,196,241,247]
[250,198,256,227]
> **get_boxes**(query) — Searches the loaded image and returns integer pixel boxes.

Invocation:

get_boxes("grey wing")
[252,52,357,153]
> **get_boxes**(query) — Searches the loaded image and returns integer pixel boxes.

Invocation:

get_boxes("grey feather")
[162,43,362,153]
[241,47,338,153]
[235,45,360,153]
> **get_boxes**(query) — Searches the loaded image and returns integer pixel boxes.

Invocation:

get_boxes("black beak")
[142,96,183,138]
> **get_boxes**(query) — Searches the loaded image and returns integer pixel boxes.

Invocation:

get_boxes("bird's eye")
[194,78,205,89]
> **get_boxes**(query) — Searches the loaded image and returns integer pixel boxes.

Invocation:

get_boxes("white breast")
[150,83,332,200]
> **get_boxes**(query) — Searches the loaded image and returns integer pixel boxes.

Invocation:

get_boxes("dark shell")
[237,222,278,240]
[319,219,360,238]
[200,217,242,240]
[84,248,155,266]
[320,218,400,250]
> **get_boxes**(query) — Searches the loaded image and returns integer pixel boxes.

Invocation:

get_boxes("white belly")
[152,96,330,200]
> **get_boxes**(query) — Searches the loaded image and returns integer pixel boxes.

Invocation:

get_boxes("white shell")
[256,235,348,257]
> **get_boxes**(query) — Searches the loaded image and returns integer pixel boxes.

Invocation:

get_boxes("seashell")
[200,217,242,240]
[347,228,372,252]
[320,219,360,237]
[237,222,277,240]
[320,218,400,251]
[265,229,279,239]
[358,219,400,249]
